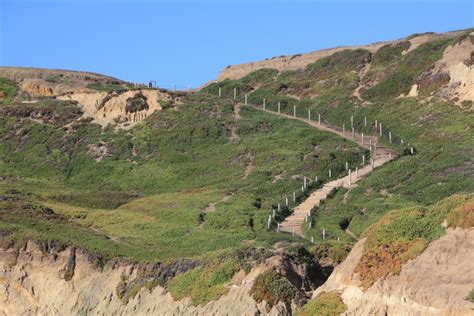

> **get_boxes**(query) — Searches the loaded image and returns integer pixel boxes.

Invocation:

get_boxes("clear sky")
[1,0,472,89]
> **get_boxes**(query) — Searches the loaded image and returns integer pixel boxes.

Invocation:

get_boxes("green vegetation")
[307,49,371,77]
[204,30,474,249]
[372,41,410,66]
[86,82,131,93]
[167,261,240,305]
[311,241,353,265]
[1,30,473,308]
[354,194,473,288]
[362,38,453,101]
[250,269,300,308]
[0,77,18,103]
[467,289,474,303]
[0,91,363,261]
[296,291,347,316]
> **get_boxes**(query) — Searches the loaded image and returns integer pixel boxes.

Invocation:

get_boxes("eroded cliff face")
[315,228,474,316]
[0,242,290,316]
[0,67,177,129]
[57,89,172,128]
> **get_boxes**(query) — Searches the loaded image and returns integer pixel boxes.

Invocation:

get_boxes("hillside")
[0,67,174,128]
[1,28,474,315]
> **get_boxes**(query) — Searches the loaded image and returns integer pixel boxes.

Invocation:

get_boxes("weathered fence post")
[371,158,375,170]
[308,110,311,122]
[233,88,237,100]
[351,115,354,127]
[278,203,281,212]
[356,167,359,178]
[318,113,321,125]
[364,116,367,127]
[218,87,221,97]
[345,161,349,171]
[389,131,392,143]
[343,124,345,134]
[348,169,352,186]
[278,102,281,114]
[329,169,332,178]
[267,215,271,229]
[379,123,383,136]
[304,176,307,188]
[263,98,266,110]
[362,154,365,165]
[322,229,326,240]
[411,147,414,155]
[285,196,289,206]
[311,236,314,243]
[293,191,296,202]
[277,223,280,232]
[244,94,248,105]
[352,127,355,140]
[293,106,296,118]
[292,229,295,236]
[361,133,364,145]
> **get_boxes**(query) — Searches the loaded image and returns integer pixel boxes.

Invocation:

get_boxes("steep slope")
[216,29,473,104]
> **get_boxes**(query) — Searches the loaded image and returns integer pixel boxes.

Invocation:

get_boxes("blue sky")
[1,0,472,89]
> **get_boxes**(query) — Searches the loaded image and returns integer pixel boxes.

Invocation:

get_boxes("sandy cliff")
[315,228,474,316]
[0,242,290,316]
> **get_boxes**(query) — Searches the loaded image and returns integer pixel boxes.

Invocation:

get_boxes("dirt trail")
[230,103,241,140]
[250,105,395,237]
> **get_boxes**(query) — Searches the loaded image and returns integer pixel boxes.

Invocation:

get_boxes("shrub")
[0,77,18,100]
[306,49,371,78]
[467,289,474,303]
[372,41,410,66]
[86,82,128,93]
[312,242,352,265]
[296,291,347,316]
[125,92,149,114]
[446,200,474,228]
[241,68,279,86]
[250,269,299,308]
[167,261,239,306]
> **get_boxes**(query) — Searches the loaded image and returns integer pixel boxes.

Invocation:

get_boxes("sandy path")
[230,104,241,140]
[249,105,395,237]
